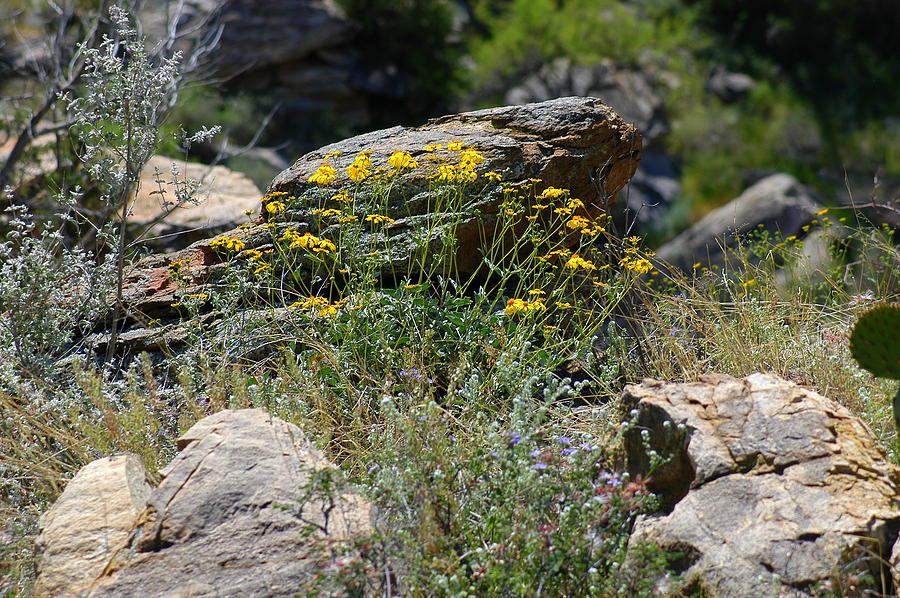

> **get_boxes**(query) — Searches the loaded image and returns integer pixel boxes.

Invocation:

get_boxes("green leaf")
[850,304,900,379]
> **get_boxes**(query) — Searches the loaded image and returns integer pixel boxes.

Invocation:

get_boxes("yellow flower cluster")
[459,149,484,170]
[265,200,286,214]
[280,229,336,253]
[260,191,293,215]
[620,257,652,274]
[565,254,597,270]
[387,150,419,170]
[210,236,246,253]
[565,215,605,236]
[308,163,337,186]
[347,152,372,182]
[505,297,547,315]
[537,187,566,200]
[365,214,395,226]
[288,296,348,317]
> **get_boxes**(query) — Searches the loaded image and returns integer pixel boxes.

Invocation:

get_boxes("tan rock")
[623,373,900,597]
[33,454,152,598]
[85,409,373,598]
[128,155,262,250]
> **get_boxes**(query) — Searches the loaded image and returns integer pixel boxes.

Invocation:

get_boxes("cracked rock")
[35,409,373,598]
[623,373,900,597]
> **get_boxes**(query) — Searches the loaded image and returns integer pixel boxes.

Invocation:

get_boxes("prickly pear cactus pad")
[849,304,900,379]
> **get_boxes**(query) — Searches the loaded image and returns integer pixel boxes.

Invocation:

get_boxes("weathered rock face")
[32,455,153,598]
[655,173,823,271]
[129,155,262,251]
[623,373,900,597]
[110,97,640,335]
[34,409,373,598]
[500,58,680,229]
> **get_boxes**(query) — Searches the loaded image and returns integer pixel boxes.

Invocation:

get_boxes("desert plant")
[849,304,900,431]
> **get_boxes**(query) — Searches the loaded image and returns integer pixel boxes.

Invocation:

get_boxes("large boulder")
[623,373,900,597]
[655,174,823,271]
[109,97,641,332]
[32,455,153,598]
[34,409,373,598]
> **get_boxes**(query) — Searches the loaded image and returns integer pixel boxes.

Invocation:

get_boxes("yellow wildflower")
[209,236,245,253]
[324,151,343,159]
[434,164,459,182]
[317,304,340,317]
[332,190,352,203]
[281,230,336,253]
[265,201,286,214]
[485,171,502,182]
[308,163,337,186]
[319,208,342,218]
[621,257,652,274]
[365,214,395,225]
[567,198,584,209]
[459,149,485,169]
[528,289,545,295]
[538,187,567,199]
[566,215,591,230]
[387,150,418,170]
[338,215,358,223]
[505,299,526,315]
[531,203,549,210]
[425,143,443,152]
[446,140,463,151]
[554,207,573,216]
[555,301,573,309]
[347,153,372,182]
[815,208,829,215]
[290,296,329,310]
[253,261,272,274]
[564,254,597,270]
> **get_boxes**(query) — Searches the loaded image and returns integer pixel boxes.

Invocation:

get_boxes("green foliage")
[850,305,900,381]
[334,0,462,124]
[303,400,681,596]
[686,0,900,124]
[469,0,706,86]
[849,303,900,435]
